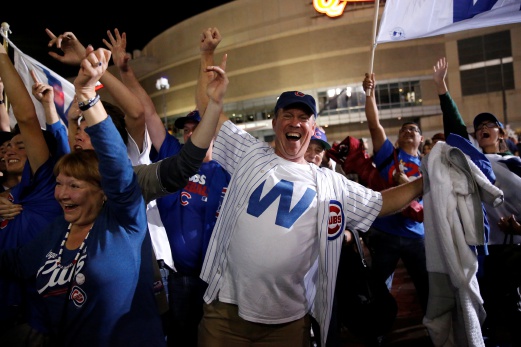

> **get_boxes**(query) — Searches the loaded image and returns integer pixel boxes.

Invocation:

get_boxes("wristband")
[78,94,100,111]
[0,100,4,104]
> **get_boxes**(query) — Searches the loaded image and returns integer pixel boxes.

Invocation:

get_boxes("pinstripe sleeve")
[213,120,259,174]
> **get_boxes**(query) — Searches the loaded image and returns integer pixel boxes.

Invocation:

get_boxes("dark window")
[458,30,514,96]
[389,83,401,105]
[461,62,514,95]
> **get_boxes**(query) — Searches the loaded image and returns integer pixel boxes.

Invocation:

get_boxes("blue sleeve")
[372,139,394,167]
[372,139,394,182]
[85,118,144,227]
[46,121,70,158]
[155,133,183,162]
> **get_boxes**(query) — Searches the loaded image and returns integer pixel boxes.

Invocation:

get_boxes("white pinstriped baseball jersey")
[200,120,383,346]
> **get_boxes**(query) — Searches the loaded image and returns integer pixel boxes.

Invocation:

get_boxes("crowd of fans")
[0,25,519,347]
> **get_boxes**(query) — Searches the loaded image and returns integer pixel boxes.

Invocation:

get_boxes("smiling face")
[55,173,105,226]
[4,134,27,175]
[54,151,105,227]
[272,105,316,164]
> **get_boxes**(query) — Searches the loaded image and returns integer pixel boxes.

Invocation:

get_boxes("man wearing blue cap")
[174,110,202,140]
[305,126,333,168]
[196,26,425,347]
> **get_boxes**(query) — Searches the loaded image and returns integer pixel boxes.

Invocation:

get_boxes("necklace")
[56,223,91,269]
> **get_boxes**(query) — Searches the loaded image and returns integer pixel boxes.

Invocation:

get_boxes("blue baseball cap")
[174,110,201,129]
[310,127,331,150]
[473,112,504,131]
[274,91,317,117]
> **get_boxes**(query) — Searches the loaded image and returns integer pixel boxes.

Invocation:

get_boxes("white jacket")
[421,142,503,347]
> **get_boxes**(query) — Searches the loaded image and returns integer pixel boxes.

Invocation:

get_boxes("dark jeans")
[166,272,208,347]
[365,228,429,314]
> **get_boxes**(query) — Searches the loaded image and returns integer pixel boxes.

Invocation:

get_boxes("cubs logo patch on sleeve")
[328,200,344,240]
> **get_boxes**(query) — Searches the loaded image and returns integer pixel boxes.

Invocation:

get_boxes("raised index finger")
[45,28,57,40]
[30,69,40,84]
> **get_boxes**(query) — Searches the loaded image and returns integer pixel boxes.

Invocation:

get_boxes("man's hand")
[74,47,111,94]
[30,70,54,105]
[363,73,375,91]
[103,29,131,72]
[433,57,448,95]
[393,170,410,186]
[200,27,222,54]
[498,215,521,236]
[46,29,87,66]
[0,196,22,220]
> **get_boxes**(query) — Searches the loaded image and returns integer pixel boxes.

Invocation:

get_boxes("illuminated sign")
[313,0,374,18]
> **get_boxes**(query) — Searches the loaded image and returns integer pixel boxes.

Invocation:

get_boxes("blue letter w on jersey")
[247,180,316,228]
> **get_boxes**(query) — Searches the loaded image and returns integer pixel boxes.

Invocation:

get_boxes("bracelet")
[78,94,100,111]
[0,100,4,104]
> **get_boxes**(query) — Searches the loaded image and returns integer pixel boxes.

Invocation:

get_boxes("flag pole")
[366,0,380,96]
[1,22,11,110]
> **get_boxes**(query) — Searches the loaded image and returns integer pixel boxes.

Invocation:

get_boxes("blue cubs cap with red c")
[311,127,331,150]
[274,91,317,117]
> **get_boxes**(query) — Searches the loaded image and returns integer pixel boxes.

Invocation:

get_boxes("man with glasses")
[362,73,429,321]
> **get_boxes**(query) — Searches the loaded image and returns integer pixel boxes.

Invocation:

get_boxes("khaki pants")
[198,300,311,347]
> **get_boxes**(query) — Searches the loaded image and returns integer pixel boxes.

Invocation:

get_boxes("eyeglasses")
[475,122,498,132]
[399,126,421,134]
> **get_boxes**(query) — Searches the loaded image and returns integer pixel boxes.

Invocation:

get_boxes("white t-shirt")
[219,158,318,323]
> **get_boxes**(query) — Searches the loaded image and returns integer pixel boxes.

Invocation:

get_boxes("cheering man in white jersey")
[196,27,424,347]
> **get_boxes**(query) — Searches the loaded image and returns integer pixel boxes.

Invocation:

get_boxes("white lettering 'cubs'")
[327,200,344,241]
[189,174,206,185]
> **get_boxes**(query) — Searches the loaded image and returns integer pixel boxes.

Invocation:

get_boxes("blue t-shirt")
[155,133,230,275]
[371,139,424,238]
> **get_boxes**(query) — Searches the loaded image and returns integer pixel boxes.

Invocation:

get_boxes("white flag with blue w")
[376,0,521,44]
[0,31,74,129]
